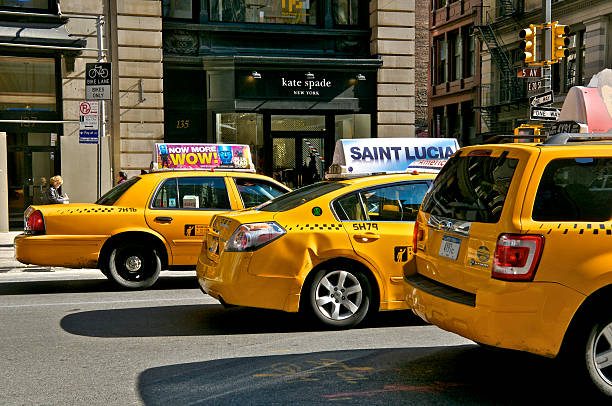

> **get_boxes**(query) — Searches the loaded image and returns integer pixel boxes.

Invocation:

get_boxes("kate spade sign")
[236,70,373,101]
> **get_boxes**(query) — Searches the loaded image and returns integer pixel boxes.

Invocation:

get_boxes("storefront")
[201,57,380,188]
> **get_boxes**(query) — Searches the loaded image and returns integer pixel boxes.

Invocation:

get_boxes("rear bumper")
[14,233,104,268]
[196,250,303,312]
[406,273,585,357]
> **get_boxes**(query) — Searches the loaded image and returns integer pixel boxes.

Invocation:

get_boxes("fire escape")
[473,0,526,135]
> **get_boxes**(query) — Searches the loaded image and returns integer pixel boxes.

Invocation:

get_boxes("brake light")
[492,234,543,281]
[26,210,45,234]
[413,221,421,251]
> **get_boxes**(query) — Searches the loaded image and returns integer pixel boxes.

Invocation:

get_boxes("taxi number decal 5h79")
[352,223,379,231]
[439,235,461,260]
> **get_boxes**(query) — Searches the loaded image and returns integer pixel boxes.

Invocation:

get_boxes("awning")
[0,21,86,51]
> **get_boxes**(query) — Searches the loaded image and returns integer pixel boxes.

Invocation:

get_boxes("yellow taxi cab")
[406,133,612,396]
[197,138,459,328]
[15,143,289,289]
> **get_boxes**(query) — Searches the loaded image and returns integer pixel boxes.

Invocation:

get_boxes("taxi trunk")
[413,145,536,294]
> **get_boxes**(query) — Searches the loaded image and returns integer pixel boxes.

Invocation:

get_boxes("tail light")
[413,221,420,251]
[492,234,543,281]
[225,222,285,252]
[26,210,45,234]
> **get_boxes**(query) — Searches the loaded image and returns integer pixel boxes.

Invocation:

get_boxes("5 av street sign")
[517,67,542,78]
[530,106,560,121]
[530,90,554,107]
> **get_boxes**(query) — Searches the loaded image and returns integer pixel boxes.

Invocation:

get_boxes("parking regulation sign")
[85,62,111,100]
[79,101,99,144]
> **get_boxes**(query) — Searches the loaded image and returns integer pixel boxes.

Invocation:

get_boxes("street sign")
[530,90,554,107]
[79,101,99,144]
[85,62,111,100]
[517,67,542,78]
[528,80,543,92]
[530,106,560,121]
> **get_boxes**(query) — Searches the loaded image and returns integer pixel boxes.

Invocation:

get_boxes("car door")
[144,176,235,266]
[335,181,431,309]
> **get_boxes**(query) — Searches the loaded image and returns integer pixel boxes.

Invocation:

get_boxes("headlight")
[225,222,286,252]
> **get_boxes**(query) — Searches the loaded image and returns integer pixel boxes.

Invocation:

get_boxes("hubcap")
[124,255,142,273]
[593,322,612,386]
[315,270,362,321]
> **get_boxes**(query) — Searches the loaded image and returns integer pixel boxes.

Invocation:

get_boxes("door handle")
[154,216,173,223]
[353,233,380,243]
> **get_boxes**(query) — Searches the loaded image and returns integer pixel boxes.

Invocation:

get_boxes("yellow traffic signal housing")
[519,25,537,64]
[552,22,570,61]
[514,124,543,142]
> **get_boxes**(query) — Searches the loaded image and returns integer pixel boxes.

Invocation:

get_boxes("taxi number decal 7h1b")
[352,223,379,231]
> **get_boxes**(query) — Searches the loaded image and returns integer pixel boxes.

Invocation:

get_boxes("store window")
[210,0,318,25]
[0,0,54,11]
[0,57,56,112]
[162,0,194,19]
[334,114,370,141]
[333,0,359,25]
[271,115,325,131]
[216,113,264,171]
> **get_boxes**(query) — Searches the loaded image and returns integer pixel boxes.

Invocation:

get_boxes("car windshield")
[95,177,140,206]
[258,181,347,212]
[421,152,519,223]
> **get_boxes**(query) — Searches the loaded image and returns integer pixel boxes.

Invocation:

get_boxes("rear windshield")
[533,157,612,221]
[95,177,140,205]
[258,182,347,212]
[421,152,519,223]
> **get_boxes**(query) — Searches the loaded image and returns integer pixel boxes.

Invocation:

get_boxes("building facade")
[429,0,612,145]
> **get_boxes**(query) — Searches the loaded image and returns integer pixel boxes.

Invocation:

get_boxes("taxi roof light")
[492,234,543,281]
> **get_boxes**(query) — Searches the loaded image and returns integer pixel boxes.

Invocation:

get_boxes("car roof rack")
[542,133,612,145]
[483,134,547,144]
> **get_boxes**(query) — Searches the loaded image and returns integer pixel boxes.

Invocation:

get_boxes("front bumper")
[196,249,303,312]
[14,233,104,268]
[406,273,585,357]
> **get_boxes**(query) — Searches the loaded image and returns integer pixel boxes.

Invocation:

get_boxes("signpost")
[530,106,560,121]
[79,101,99,144]
[530,90,554,106]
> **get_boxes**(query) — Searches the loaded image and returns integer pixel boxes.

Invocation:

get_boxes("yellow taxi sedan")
[15,170,289,289]
[197,173,436,328]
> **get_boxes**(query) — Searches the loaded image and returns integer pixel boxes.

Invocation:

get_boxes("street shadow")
[60,305,426,338]
[0,274,198,295]
[137,346,603,405]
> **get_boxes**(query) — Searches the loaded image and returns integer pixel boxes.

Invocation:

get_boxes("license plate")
[439,235,461,260]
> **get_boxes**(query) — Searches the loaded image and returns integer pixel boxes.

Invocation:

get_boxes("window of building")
[162,0,195,19]
[210,0,318,25]
[432,0,446,10]
[466,30,476,78]
[334,114,370,141]
[164,69,205,143]
[452,34,462,81]
[0,0,54,12]
[333,0,359,25]
[216,113,264,171]
[565,31,586,89]
[434,37,447,85]
[0,57,56,112]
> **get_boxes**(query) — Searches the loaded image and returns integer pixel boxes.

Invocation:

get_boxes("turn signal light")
[26,210,45,234]
[492,234,543,281]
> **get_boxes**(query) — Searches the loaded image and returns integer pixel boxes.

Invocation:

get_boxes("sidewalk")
[0,231,52,272]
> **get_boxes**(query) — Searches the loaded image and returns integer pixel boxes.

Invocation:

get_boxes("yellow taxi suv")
[406,133,612,396]
[15,144,289,290]
[197,138,459,328]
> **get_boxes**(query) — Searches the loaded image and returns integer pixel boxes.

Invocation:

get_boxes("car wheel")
[585,317,612,397]
[308,267,371,329]
[108,243,161,290]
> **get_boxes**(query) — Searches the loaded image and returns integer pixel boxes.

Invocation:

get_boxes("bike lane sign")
[85,62,111,100]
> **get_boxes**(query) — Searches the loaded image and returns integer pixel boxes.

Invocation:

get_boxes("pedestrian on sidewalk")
[47,175,69,204]
[117,171,128,184]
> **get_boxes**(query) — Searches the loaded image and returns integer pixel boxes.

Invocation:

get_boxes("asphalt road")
[0,270,605,405]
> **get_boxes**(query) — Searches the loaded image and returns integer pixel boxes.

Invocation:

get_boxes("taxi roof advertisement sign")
[153,143,254,172]
[331,138,459,175]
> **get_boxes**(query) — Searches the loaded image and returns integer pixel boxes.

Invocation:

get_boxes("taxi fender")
[100,227,172,265]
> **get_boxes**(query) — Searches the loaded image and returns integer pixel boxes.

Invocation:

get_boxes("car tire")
[107,243,161,290]
[584,316,612,397]
[307,267,371,329]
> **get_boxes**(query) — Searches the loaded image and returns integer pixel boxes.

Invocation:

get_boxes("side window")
[235,178,287,208]
[177,177,231,209]
[152,179,179,208]
[360,182,430,222]
[334,193,366,221]
[533,158,612,221]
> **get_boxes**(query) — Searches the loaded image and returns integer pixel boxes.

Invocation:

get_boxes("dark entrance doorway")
[264,114,332,189]
[7,132,59,229]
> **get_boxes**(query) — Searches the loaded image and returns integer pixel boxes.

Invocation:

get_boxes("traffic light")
[551,22,570,61]
[519,25,537,64]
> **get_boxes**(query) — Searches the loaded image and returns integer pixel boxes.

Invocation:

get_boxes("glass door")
[7,132,58,229]
[271,136,325,188]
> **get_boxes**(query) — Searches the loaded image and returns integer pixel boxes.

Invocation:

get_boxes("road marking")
[0,297,204,309]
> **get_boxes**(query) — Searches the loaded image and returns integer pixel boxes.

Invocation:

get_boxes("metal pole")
[0,132,8,232]
[544,0,552,92]
[96,15,106,199]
